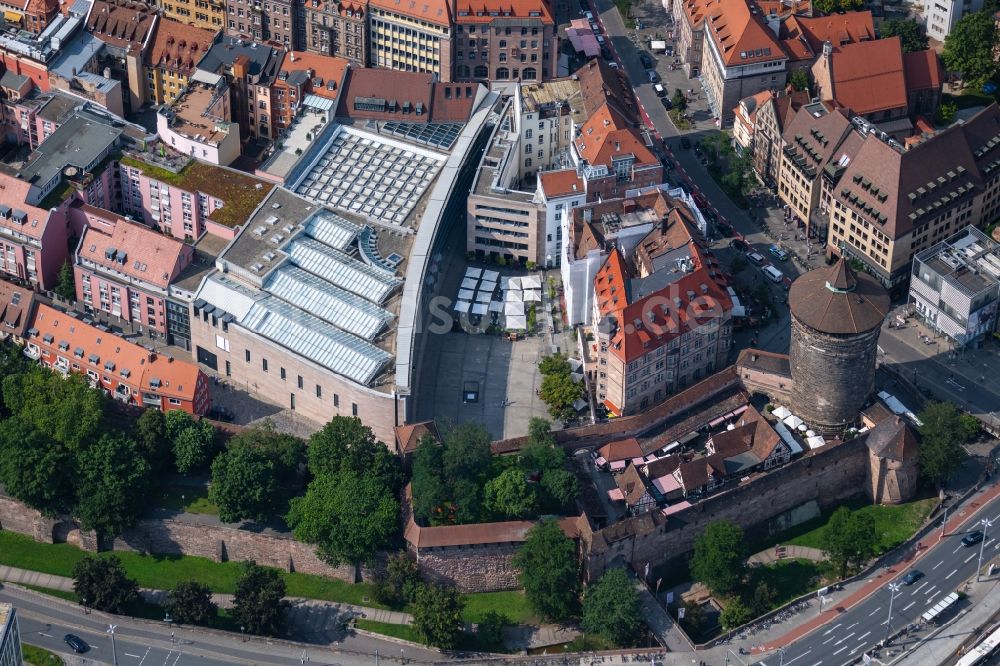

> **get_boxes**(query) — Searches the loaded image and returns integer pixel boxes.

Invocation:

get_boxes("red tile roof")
[598,437,644,462]
[903,49,943,93]
[539,169,585,198]
[78,216,190,290]
[822,37,907,115]
[705,0,785,67]
[394,421,440,454]
[575,58,641,126]
[0,280,36,338]
[0,173,51,241]
[335,68,478,123]
[148,18,217,75]
[87,0,157,52]
[782,11,874,54]
[575,104,657,169]
[368,0,451,26]
[277,51,351,100]
[453,0,553,24]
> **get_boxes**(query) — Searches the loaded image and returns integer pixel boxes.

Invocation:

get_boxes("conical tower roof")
[788,258,889,335]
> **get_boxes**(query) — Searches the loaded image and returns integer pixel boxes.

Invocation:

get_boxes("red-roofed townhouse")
[701,0,789,128]
[452,0,558,82]
[71,205,195,336]
[537,168,586,268]
[671,0,708,79]
[591,207,732,415]
[24,303,211,414]
[0,171,68,291]
[572,104,663,201]
[146,19,219,106]
[271,50,349,131]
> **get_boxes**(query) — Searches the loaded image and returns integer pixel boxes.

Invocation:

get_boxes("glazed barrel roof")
[788,258,889,335]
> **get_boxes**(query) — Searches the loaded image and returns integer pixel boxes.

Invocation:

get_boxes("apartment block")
[271,50,349,131]
[72,204,195,336]
[25,303,211,414]
[517,77,584,179]
[732,89,807,187]
[156,74,240,166]
[156,0,226,31]
[910,225,1000,347]
[85,0,158,113]
[145,19,218,106]
[197,37,283,141]
[301,0,368,64]
[0,604,21,666]
[572,104,663,201]
[925,0,982,42]
[226,0,296,48]
[672,0,706,78]
[368,0,453,81]
[452,0,557,81]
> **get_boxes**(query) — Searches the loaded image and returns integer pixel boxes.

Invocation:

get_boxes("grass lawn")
[461,590,536,624]
[356,619,423,643]
[156,483,219,516]
[749,558,828,608]
[21,644,64,665]
[751,496,937,555]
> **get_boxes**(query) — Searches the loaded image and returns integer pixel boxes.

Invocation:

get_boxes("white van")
[763,265,784,283]
[654,83,665,96]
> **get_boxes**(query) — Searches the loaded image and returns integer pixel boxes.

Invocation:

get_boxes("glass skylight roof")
[381,121,462,150]
[265,266,393,340]
[304,209,362,252]
[285,237,402,304]
[243,297,392,386]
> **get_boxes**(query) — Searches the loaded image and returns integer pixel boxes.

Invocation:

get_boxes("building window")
[333,394,339,407]
[315,384,322,398]
[352,402,358,416]
[280,367,286,379]
[262,358,268,372]
[297,375,304,389]
[245,349,251,362]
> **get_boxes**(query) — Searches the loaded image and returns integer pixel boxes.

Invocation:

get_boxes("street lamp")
[884,582,902,645]
[778,647,786,666]
[977,517,995,582]
[107,624,119,666]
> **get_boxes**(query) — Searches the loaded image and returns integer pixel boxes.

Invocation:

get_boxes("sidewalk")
[634,576,692,653]
[748,545,826,567]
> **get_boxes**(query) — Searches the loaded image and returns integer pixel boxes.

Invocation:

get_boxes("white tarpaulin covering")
[772,405,792,419]
[806,436,826,450]
[454,301,471,313]
[480,280,497,294]
[521,275,542,289]
[523,289,542,302]
[783,414,804,430]
[505,290,524,303]
[506,315,527,329]
[505,276,522,290]
[476,291,493,303]
[504,301,525,316]
[458,289,475,300]
[482,270,500,282]
[471,303,488,315]
[489,300,504,313]
[465,267,482,278]
[461,277,478,290]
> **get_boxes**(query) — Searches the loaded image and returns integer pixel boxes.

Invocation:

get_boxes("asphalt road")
[2,585,438,666]
[755,492,1000,666]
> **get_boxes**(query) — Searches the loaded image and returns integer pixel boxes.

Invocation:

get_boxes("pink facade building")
[72,204,194,335]
[0,172,67,291]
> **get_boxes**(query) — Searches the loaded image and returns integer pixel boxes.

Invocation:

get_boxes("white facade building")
[925,0,983,42]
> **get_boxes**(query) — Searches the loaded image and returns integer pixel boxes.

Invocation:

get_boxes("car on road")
[716,221,735,237]
[902,570,924,585]
[762,265,784,283]
[654,82,666,96]
[768,245,790,261]
[730,238,751,253]
[601,46,612,59]
[640,53,654,68]
[647,69,659,83]
[64,634,89,653]
[747,251,767,266]
[665,45,674,56]
[962,530,985,547]
[680,137,691,149]
[584,10,593,19]
[607,60,617,68]
[660,97,673,110]
[661,156,674,170]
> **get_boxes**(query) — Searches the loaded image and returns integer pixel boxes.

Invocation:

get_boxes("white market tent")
[489,300,505,313]
[458,288,475,300]
[521,275,542,289]
[806,436,826,450]
[461,277,478,290]
[505,276,522,290]
[465,267,482,279]
[523,289,542,302]
[506,315,527,329]
[504,301,525,316]
[505,290,524,303]
[476,291,493,303]
[480,280,497,294]
[772,405,792,419]
[471,303,489,315]
[454,301,471,313]
[783,414,805,430]
[482,269,500,282]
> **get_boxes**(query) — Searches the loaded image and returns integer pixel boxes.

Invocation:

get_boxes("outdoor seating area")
[453,269,544,331]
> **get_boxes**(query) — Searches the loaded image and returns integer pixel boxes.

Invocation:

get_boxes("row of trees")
[538,354,583,422]
[411,419,578,526]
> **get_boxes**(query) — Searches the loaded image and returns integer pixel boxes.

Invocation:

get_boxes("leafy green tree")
[0,417,75,516]
[451,477,485,525]
[54,260,76,302]
[166,580,217,625]
[919,401,979,487]
[679,601,706,637]
[231,561,287,636]
[210,444,278,523]
[165,410,196,442]
[539,353,572,376]
[720,600,752,629]
[72,555,138,613]
[690,520,746,595]
[75,434,152,539]
[476,610,509,649]
[789,68,810,92]
[943,10,1000,88]
[287,470,398,567]
[411,435,449,523]
[540,371,581,421]
[2,368,104,452]
[442,423,492,483]
[307,416,400,490]
[135,408,168,466]
[230,422,304,480]
[541,469,580,510]
[672,89,688,112]
[513,520,580,621]
[485,468,537,519]
[411,584,465,649]
[821,507,878,578]
[372,552,422,608]
[581,568,643,646]
[520,418,565,472]
[171,418,217,474]
[749,580,776,617]
[880,18,929,53]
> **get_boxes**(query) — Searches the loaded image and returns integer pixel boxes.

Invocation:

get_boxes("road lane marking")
[783,649,811,665]
[823,623,842,636]
[928,591,940,604]
[809,662,823,666]
[845,622,858,631]
[833,645,850,656]
[858,631,872,642]
[835,632,856,645]
[137,647,151,665]
[925,585,937,596]
[913,581,928,594]
[932,560,944,570]
[126,654,141,659]
[953,544,964,554]
[945,568,958,579]
[902,601,916,612]
[869,607,881,616]
[823,636,836,645]
[965,553,977,564]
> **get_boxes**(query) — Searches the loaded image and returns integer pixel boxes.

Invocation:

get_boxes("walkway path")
[747,545,826,567]
[633,575,691,653]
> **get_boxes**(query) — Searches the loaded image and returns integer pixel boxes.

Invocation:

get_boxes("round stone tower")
[788,258,890,433]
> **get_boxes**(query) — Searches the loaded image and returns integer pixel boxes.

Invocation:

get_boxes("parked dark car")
[902,570,924,585]
[716,222,735,237]
[639,53,653,68]
[730,238,751,253]
[660,97,673,110]
[962,530,985,547]
[208,405,235,422]
[64,635,89,654]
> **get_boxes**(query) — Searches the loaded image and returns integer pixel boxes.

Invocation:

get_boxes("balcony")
[23,346,39,360]
[142,392,163,407]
